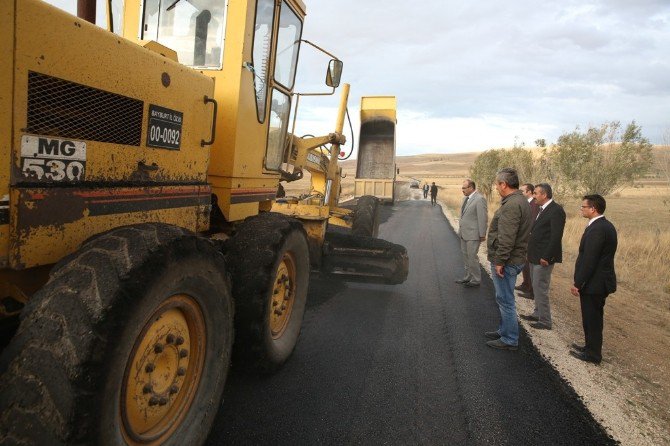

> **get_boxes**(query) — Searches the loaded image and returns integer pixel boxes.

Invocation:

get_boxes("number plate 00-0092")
[20,135,86,182]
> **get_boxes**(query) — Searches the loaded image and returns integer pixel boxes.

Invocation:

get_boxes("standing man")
[570,194,617,364]
[516,183,540,298]
[455,179,488,288]
[430,182,438,206]
[520,183,566,330]
[423,183,429,199]
[485,168,531,350]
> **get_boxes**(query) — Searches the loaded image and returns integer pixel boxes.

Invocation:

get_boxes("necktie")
[461,197,468,216]
[536,206,543,220]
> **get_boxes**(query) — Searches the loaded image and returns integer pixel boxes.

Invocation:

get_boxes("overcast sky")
[47,0,670,156]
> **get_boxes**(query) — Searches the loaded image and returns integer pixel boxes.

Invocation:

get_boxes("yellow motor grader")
[0,0,408,444]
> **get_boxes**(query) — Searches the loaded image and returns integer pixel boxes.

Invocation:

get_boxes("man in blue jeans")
[485,168,531,350]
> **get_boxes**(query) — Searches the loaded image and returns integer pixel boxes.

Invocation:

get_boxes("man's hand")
[570,286,580,297]
[540,258,549,267]
[495,265,504,278]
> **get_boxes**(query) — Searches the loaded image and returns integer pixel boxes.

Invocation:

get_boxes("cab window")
[273,3,302,89]
[252,0,275,122]
[264,89,290,170]
[141,0,226,69]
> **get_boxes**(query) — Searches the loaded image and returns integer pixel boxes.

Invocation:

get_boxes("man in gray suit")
[455,179,488,287]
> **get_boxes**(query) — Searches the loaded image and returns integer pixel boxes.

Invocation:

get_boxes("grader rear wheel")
[121,294,206,444]
[0,224,233,445]
[225,212,310,373]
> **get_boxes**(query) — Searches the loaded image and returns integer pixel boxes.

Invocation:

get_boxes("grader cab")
[0,0,408,444]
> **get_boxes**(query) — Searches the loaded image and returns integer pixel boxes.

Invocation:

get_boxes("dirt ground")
[295,152,670,445]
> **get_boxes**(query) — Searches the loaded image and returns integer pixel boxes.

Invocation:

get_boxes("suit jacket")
[574,217,618,295]
[458,191,488,241]
[528,197,540,221]
[527,201,566,264]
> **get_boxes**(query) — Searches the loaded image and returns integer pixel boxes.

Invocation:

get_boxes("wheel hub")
[270,253,296,339]
[121,295,205,444]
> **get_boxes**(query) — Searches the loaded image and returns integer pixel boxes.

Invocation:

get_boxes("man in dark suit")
[520,183,565,330]
[430,182,438,206]
[516,183,540,298]
[570,194,617,365]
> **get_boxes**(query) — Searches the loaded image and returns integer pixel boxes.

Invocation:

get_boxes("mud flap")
[320,231,409,285]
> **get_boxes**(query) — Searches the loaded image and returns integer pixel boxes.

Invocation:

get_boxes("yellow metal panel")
[15,0,214,185]
[9,185,210,269]
[354,178,394,200]
[361,96,397,122]
[0,0,14,267]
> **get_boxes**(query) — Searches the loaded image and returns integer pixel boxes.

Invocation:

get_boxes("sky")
[45,0,670,156]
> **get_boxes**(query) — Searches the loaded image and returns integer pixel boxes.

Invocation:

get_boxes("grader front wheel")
[225,213,310,373]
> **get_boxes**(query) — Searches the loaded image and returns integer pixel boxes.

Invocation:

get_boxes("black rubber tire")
[352,195,380,238]
[0,224,233,446]
[224,212,310,373]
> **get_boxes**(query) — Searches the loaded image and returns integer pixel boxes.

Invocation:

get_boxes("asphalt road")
[206,199,614,445]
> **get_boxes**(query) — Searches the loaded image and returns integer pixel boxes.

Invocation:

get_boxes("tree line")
[470,121,654,200]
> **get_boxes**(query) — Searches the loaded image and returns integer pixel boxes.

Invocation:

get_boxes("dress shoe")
[529,322,552,330]
[486,339,518,351]
[484,331,501,340]
[464,281,480,288]
[571,343,585,352]
[569,349,601,364]
[519,314,538,322]
[517,292,534,300]
[514,284,529,291]
[454,278,469,284]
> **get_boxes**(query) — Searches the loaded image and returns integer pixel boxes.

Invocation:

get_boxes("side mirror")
[326,59,343,87]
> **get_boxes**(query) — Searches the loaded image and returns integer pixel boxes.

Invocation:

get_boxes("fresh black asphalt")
[206,200,615,445]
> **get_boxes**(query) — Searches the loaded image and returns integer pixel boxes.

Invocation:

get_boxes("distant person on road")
[455,179,487,288]
[516,183,539,299]
[423,183,429,199]
[570,194,618,365]
[519,183,566,331]
[485,168,531,350]
[430,182,438,206]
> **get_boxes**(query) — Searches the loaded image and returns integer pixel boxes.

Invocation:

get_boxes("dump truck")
[354,96,397,203]
[0,0,408,444]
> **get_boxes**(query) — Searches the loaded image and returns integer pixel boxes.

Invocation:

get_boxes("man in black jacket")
[520,183,565,330]
[570,194,618,364]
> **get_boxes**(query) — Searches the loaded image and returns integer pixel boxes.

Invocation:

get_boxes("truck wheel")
[0,224,233,445]
[352,195,380,238]
[224,213,309,373]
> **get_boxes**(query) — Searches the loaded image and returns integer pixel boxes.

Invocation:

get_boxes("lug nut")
[272,300,278,306]
[166,334,175,344]
[143,383,153,394]
[148,396,159,406]
[145,363,155,373]
[158,397,168,406]
[177,367,186,376]
[175,336,184,346]
[169,385,179,394]
[179,349,188,358]
[274,309,282,315]
[154,343,164,353]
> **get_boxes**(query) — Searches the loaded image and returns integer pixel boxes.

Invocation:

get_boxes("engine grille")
[27,71,143,146]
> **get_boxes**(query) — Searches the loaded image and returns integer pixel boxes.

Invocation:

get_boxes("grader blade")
[321,232,408,285]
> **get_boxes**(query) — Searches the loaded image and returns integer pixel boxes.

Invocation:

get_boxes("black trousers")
[579,293,607,360]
